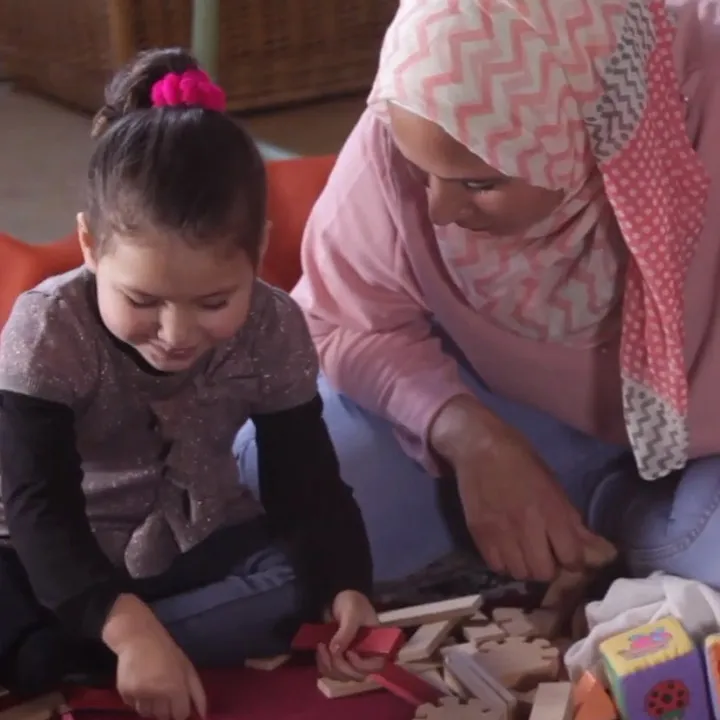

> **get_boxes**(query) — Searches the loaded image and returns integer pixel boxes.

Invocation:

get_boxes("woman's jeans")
[235,370,720,590]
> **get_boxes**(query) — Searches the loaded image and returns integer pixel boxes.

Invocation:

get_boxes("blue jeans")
[234,370,720,589]
[151,544,300,667]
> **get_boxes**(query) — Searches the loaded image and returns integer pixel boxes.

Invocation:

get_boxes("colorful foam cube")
[599,616,709,720]
[704,634,720,718]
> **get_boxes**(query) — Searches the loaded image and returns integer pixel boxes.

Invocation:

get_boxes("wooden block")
[0,694,66,720]
[474,637,560,690]
[415,669,453,694]
[463,624,507,646]
[528,682,572,720]
[462,611,507,645]
[404,659,444,673]
[492,608,562,640]
[292,623,405,657]
[377,595,483,628]
[443,667,470,700]
[443,648,516,716]
[370,663,446,706]
[573,672,617,720]
[244,654,290,671]
[317,658,445,699]
[415,696,506,720]
[600,616,707,720]
[317,676,381,699]
[467,611,490,623]
[399,620,458,663]
[441,642,477,657]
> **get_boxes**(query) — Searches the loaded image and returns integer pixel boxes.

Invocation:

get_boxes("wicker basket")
[0,0,395,113]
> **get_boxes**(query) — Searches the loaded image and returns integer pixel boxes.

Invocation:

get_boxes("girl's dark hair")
[87,47,266,261]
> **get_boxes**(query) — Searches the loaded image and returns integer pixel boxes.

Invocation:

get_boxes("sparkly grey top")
[0,267,319,579]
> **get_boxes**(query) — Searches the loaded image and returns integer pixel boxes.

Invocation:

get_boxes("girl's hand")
[316,590,385,681]
[102,595,206,720]
[115,633,205,720]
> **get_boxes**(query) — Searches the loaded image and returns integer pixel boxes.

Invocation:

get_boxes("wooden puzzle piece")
[492,608,562,640]
[415,697,506,720]
[705,634,720,718]
[0,694,66,720]
[377,595,483,628]
[528,682,572,720]
[474,637,560,690]
[573,672,617,720]
[244,654,290,671]
[399,619,459,663]
[370,663,447,706]
[291,623,405,658]
[461,612,507,645]
[600,616,708,720]
[541,571,589,610]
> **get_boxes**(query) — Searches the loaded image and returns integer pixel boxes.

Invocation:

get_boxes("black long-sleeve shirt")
[0,389,372,639]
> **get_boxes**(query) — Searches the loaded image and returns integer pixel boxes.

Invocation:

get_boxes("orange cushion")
[263,154,336,291]
[0,155,336,331]
[0,233,83,329]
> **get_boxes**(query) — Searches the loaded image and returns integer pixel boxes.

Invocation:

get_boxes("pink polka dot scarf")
[369,0,710,480]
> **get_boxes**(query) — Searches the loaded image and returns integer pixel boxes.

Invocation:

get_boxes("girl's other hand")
[103,595,207,720]
[316,590,385,681]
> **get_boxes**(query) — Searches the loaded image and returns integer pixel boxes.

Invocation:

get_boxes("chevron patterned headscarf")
[369,0,710,480]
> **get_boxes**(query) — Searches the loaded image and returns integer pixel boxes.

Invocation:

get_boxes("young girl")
[0,48,379,716]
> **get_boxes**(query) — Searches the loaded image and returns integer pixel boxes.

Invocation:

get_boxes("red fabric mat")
[66,666,416,720]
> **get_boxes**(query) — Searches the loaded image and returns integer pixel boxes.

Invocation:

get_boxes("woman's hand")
[102,595,207,720]
[430,396,614,582]
[316,590,385,681]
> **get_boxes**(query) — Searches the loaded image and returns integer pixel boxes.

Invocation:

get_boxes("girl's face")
[79,217,260,373]
[388,103,564,235]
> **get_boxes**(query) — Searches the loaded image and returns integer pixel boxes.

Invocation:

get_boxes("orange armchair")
[0,155,335,329]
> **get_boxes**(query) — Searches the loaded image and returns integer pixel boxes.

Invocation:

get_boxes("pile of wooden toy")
[285,574,720,720]
[6,563,720,720]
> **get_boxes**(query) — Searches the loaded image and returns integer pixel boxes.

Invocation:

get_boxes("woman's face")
[388,103,564,235]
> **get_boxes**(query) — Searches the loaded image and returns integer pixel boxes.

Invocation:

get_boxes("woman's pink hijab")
[369,0,710,480]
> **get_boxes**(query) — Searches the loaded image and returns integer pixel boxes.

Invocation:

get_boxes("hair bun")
[91,47,199,138]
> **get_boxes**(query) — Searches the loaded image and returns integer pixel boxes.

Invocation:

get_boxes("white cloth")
[565,573,720,681]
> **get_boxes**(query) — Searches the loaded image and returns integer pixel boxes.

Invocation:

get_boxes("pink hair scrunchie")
[150,69,227,112]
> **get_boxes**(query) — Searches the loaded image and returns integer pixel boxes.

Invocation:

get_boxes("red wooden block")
[354,628,405,658]
[65,689,128,713]
[370,663,444,707]
[291,624,405,658]
[291,623,336,650]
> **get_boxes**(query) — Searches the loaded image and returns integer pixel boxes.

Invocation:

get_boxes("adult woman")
[236,0,720,589]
